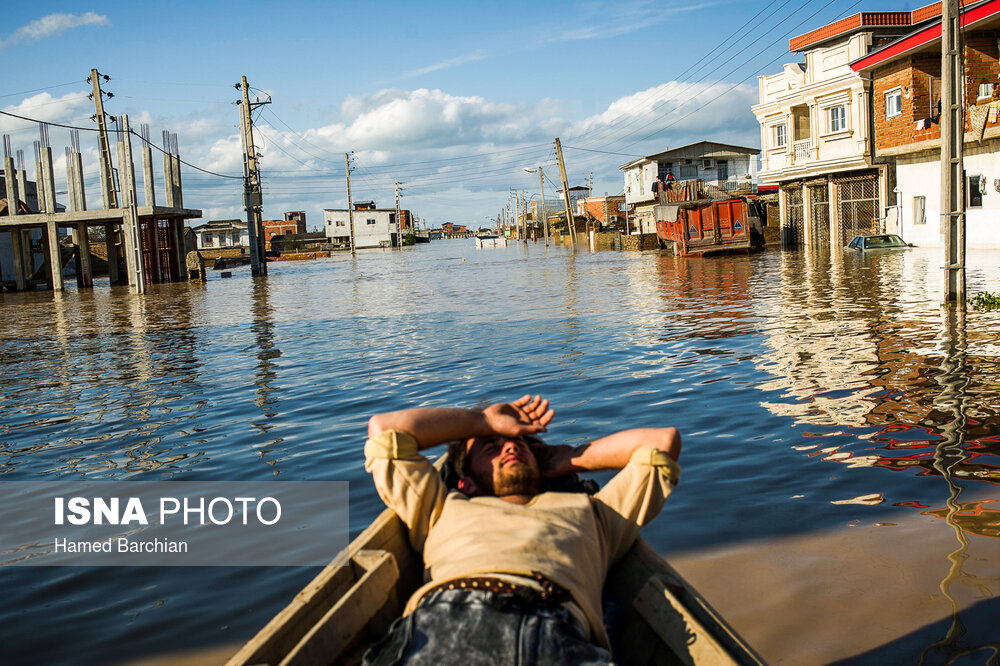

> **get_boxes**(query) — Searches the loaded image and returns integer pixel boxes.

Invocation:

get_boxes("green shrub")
[968,291,1000,311]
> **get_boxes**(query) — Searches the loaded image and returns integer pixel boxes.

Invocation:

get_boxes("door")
[717,160,729,183]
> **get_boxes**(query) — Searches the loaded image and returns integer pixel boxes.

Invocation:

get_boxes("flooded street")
[2,240,1000,665]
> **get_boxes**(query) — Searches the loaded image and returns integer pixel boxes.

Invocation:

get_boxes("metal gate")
[835,173,879,245]
[808,183,830,247]
[784,186,804,246]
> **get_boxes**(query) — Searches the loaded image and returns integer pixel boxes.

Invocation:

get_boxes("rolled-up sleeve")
[593,446,680,564]
[364,430,447,552]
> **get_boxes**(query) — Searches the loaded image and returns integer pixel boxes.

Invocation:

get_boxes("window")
[366,218,376,225]
[885,88,902,118]
[829,106,847,132]
[968,174,984,208]
[774,124,786,147]
[913,196,926,225]
[979,83,994,100]
[335,220,345,227]
[658,162,673,180]
[679,164,698,179]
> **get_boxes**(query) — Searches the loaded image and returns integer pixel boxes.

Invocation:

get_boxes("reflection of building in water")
[754,249,1000,537]
[653,253,756,342]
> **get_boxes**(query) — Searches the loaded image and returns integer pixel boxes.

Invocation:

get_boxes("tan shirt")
[364,429,680,649]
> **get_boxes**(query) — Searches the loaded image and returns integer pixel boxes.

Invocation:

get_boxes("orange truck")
[655,197,765,256]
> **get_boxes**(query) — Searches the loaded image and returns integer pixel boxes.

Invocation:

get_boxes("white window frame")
[913,195,926,225]
[774,124,786,147]
[828,106,847,133]
[885,88,902,118]
[366,218,377,226]
[978,83,994,100]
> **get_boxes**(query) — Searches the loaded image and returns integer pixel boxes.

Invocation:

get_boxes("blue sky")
[2,0,906,227]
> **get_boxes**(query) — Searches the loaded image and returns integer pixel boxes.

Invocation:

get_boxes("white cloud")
[0,91,94,133]
[400,50,488,79]
[0,12,110,48]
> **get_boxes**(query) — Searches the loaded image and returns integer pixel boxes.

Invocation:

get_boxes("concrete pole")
[538,167,548,247]
[74,223,93,287]
[142,144,156,207]
[16,167,29,213]
[74,151,87,211]
[554,138,577,249]
[3,156,17,217]
[11,228,27,290]
[120,115,145,292]
[90,68,118,209]
[941,0,965,303]
[345,153,356,254]
[173,219,186,281]
[45,220,63,291]
[40,147,56,214]
[105,224,120,283]
[163,148,176,208]
[66,150,79,213]
[34,159,45,213]
[173,150,183,208]
[240,77,266,275]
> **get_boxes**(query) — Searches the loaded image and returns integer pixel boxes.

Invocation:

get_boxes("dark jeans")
[363,588,614,666]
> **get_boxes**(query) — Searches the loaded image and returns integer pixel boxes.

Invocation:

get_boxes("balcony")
[793,140,812,161]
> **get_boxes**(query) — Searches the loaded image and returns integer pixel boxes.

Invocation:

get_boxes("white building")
[324,206,403,248]
[620,141,759,234]
[752,14,913,248]
[851,2,1000,249]
[191,220,249,249]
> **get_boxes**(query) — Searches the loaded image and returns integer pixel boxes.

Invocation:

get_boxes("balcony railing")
[793,140,811,161]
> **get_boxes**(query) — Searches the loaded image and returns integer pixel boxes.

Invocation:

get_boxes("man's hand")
[528,441,582,478]
[482,395,554,438]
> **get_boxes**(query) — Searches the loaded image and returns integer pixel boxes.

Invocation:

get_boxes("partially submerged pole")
[345,153,356,254]
[940,0,966,304]
[554,138,577,249]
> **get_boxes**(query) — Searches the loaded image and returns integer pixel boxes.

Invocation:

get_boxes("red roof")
[851,0,1000,73]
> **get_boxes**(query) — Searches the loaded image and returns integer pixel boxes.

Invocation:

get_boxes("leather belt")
[422,573,571,610]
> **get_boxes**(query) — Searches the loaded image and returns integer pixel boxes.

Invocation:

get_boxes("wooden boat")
[226,498,765,666]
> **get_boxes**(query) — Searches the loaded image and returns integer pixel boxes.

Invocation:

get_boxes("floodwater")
[1,239,999,665]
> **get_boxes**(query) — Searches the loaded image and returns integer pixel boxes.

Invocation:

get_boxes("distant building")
[283,211,307,233]
[620,142,760,234]
[262,219,300,251]
[324,202,412,248]
[576,194,632,226]
[191,219,248,249]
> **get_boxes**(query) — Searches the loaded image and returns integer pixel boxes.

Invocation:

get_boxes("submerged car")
[846,234,913,251]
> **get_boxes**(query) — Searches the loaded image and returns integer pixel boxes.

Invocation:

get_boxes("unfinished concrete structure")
[0,115,201,293]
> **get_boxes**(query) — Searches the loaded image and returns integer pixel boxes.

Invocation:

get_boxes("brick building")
[852,0,1000,248]
[575,194,632,227]
[752,12,914,248]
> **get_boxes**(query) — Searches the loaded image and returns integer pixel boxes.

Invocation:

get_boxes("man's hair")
[446,440,471,479]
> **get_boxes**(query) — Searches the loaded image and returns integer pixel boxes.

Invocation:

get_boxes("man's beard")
[492,465,540,497]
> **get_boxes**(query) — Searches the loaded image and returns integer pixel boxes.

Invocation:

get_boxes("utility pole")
[941,0,965,304]
[539,167,548,246]
[554,138,577,249]
[395,180,402,247]
[345,153,356,254]
[89,69,117,209]
[588,172,593,197]
[238,75,268,276]
[521,189,528,243]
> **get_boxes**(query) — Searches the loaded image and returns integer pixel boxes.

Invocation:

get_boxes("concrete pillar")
[105,223,120,283]
[73,152,87,211]
[142,145,155,207]
[828,178,839,247]
[10,228,27,291]
[66,153,79,212]
[173,153,182,208]
[33,161,44,212]
[802,183,813,247]
[163,151,175,208]
[98,148,114,209]
[75,223,93,287]
[120,116,145,293]
[173,219,186,281]
[46,220,63,291]
[16,168,29,213]
[3,157,18,216]
[41,147,56,214]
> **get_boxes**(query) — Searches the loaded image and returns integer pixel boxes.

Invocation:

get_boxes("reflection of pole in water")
[251,278,279,418]
[919,307,972,664]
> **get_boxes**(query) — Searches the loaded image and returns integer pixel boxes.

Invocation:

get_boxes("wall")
[896,142,1000,248]
[324,209,395,247]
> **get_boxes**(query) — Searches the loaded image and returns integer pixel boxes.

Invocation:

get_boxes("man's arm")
[367,394,555,450]
[533,427,680,477]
